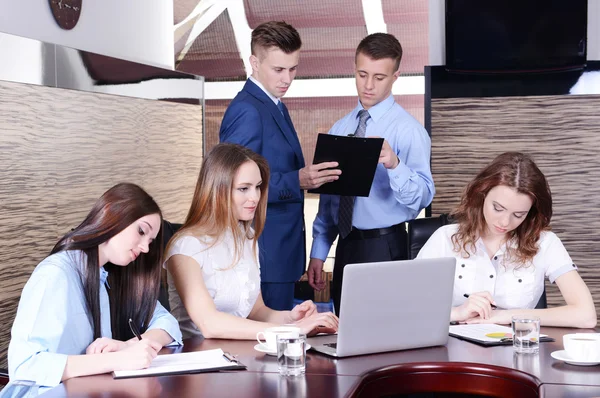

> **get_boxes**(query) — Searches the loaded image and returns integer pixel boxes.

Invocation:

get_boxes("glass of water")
[512,316,540,354]
[277,333,306,376]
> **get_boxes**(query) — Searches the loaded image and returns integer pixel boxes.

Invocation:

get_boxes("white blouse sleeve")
[163,236,209,270]
[415,225,454,259]
[538,232,577,283]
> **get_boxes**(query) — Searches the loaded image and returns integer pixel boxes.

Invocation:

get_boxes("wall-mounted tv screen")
[445,0,587,73]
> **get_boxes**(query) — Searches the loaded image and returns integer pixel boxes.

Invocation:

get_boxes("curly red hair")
[451,152,553,266]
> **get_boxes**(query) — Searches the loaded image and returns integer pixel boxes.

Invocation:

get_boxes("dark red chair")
[348,362,540,398]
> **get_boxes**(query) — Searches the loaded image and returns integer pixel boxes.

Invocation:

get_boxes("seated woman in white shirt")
[417,152,596,328]
[8,183,182,389]
[166,143,338,339]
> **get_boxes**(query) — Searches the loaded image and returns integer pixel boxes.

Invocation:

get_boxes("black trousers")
[331,225,408,316]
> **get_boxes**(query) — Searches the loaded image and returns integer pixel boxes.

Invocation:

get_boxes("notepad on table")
[449,324,553,347]
[113,348,245,379]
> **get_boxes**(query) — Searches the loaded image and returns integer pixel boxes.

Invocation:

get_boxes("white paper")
[449,324,547,343]
[113,348,235,378]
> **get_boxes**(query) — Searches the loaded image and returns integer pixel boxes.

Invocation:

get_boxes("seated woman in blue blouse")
[8,183,182,388]
[417,152,596,327]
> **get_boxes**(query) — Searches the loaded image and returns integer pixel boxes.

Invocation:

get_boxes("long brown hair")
[52,183,163,340]
[451,152,552,265]
[168,143,270,267]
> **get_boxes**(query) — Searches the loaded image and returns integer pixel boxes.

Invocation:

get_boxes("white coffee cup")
[563,333,600,362]
[256,326,301,351]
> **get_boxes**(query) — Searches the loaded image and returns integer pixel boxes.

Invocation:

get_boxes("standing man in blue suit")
[307,33,435,315]
[220,21,340,310]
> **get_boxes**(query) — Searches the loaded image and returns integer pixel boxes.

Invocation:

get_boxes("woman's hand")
[466,310,512,325]
[288,300,318,322]
[113,340,162,371]
[86,337,127,354]
[452,291,496,322]
[295,311,339,336]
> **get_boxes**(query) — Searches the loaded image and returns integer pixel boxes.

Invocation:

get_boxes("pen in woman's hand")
[463,293,497,310]
[128,318,143,340]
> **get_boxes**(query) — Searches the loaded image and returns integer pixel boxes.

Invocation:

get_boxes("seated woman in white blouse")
[9,183,182,390]
[417,152,596,328]
[165,143,338,339]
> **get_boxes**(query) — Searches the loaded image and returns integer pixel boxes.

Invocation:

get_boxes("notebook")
[112,349,245,379]
[449,323,554,346]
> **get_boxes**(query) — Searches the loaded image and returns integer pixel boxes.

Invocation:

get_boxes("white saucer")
[551,350,600,366]
[254,343,311,356]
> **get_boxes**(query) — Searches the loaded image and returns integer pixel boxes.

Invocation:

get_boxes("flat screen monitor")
[445,0,587,73]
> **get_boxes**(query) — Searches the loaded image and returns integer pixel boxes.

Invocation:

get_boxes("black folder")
[308,134,384,197]
[449,333,555,347]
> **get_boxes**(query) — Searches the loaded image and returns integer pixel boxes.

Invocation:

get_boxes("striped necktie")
[337,109,371,239]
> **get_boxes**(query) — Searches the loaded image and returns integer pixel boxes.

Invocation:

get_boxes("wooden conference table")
[40,327,600,397]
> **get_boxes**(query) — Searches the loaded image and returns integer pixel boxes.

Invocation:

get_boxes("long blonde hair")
[168,143,270,267]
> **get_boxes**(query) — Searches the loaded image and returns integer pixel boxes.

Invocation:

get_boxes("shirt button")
[489,275,494,278]
[493,256,498,260]
[458,275,462,279]
[518,279,522,283]
[461,264,465,268]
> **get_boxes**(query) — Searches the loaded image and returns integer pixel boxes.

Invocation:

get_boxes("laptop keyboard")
[324,343,337,349]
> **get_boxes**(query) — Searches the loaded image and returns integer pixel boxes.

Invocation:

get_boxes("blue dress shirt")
[310,95,435,261]
[8,250,182,390]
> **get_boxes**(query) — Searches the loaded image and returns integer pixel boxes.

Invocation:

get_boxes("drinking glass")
[512,316,540,354]
[277,333,306,376]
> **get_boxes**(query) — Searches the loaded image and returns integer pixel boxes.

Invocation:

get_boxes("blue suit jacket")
[220,79,306,283]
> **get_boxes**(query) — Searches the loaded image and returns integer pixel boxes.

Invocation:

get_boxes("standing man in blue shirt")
[307,33,435,315]
[220,21,340,311]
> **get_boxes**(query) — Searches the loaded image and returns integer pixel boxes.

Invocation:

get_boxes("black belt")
[344,223,406,241]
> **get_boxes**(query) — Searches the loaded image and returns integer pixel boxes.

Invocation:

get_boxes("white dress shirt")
[165,228,261,339]
[417,224,577,309]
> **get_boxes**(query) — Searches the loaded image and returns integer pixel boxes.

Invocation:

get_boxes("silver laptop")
[308,258,456,357]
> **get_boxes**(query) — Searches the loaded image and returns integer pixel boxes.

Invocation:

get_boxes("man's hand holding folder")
[299,161,341,190]
[375,137,400,169]
[309,134,384,197]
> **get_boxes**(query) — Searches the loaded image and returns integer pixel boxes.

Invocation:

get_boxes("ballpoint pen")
[128,318,143,340]
[463,293,497,309]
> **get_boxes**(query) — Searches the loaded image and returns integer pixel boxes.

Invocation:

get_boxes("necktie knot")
[353,109,370,138]
[358,109,370,122]
[277,100,285,115]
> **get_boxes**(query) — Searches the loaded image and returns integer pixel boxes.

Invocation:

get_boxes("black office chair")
[406,215,547,309]
[159,220,182,311]
[535,288,547,309]
[0,369,8,387]
[406,214,452,260]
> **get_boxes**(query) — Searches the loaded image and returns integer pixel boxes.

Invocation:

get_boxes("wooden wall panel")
[430,94,600,317]
[0,80,203,368]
